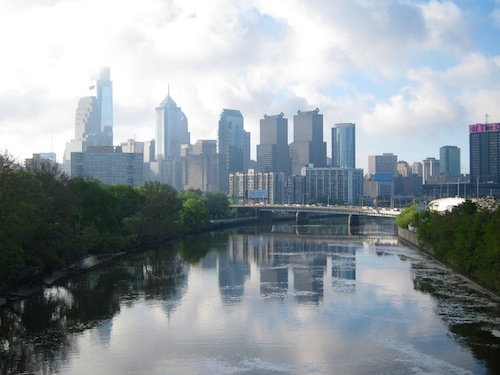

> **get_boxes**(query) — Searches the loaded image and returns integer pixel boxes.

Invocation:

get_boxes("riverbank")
[0,252,128,308]
[397,227,500,300]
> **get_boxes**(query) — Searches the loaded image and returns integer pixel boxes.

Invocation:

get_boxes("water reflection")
[0,218,498,375]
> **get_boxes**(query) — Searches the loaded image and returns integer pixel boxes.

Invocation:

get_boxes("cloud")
[0,0,499,173]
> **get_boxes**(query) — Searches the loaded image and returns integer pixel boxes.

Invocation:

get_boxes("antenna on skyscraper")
[486,113,489,124]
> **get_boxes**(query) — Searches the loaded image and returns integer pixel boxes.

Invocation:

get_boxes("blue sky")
[1,0,500,173]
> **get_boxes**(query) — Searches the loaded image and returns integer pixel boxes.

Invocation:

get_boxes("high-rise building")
[440,146,460,177]
[331,123,355,168]
[422,157,440,184]
[368,153,397,177]
[470,123,500,185]
[217,109,250,173]
[64,67,114,175]
[256,113,290,175]
[155,93,190,160]
[290,108,327,175]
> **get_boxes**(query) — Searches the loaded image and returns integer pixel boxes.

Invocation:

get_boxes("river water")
[1,218,499,375]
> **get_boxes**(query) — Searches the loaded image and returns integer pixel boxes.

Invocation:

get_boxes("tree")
[180,198,210,233]
[204,192,230,219]
[132,182,182,241]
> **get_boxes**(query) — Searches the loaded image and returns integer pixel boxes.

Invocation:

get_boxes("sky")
[1,0,500,173]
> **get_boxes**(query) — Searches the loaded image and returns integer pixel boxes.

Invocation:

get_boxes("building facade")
[217,109,250,174]
[70,146,143,186]
[290,109,327,175]
[229,170,286,204]
[469,123,500,185]
[305,167,364,205]
[439,145,460,177]
[331,123,355,168]
[256,113,290,175]
[422,157,440,184]
[368,153,397,177]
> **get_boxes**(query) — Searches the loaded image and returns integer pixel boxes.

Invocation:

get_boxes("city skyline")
[1,1,500,173]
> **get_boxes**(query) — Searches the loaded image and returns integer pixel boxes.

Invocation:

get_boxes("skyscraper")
[217,109,250,173]
[64,67,114,175]
[470,123,500,184]
[155,92,190,160]
[439,145,460,177]
[331,123,355,168]
[256,113,290,175]
[289,108,327,175]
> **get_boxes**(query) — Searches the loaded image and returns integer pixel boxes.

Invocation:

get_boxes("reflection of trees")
[0,291,74,375]
[0,243,189,374]
[178,235,212,265]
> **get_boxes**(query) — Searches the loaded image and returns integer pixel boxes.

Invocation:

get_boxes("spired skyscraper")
[331,123,355,168]
[155,91,190,160]
[217,109,250,173]
[64,67,114,174]
[147,91,190,191]
[256,113,290,175]
[289,108,327,175]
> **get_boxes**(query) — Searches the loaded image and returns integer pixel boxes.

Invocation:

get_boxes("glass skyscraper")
[155,93,190,160]
[332,123,355,168]
[217,109,250,173]
[439,145,460,177]
[64,67,114,174]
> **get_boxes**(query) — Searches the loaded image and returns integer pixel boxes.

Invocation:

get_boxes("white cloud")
[0,0,499,174]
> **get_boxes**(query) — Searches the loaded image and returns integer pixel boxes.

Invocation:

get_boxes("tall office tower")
[470,123,500,184]
[440,146,460,177]
[422,157,440,184]
[155,93,190,160]
[64,67,114,175]
[290,108,327,175]
[331,123,355,168]
[256,113,290,175]
[368,153,397,176]
[217,109,250,173]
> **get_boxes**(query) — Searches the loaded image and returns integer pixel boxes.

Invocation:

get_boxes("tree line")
[396,200,500,294]
[0,152,231,291]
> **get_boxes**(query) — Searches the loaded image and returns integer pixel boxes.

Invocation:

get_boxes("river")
[1,218,499,374]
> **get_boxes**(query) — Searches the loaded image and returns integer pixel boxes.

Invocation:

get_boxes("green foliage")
[180,198,211,233]
[395,204,417,228]
[0,151,231,291]
[414,200,500,294]
[204,191,231,219]
[132,181,182,241]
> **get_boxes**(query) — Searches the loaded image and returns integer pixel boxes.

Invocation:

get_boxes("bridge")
[230,204,400,227]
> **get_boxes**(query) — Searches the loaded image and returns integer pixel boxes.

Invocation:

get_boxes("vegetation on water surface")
[0,152,230,291]
[397,200,500,294]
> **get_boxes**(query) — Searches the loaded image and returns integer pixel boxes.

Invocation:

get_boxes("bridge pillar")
[296,211,309,225]
[258,210,273,225]
[348,214,360,235]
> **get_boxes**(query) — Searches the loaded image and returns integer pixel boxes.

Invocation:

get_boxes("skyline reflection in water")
[1,218,498,375]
